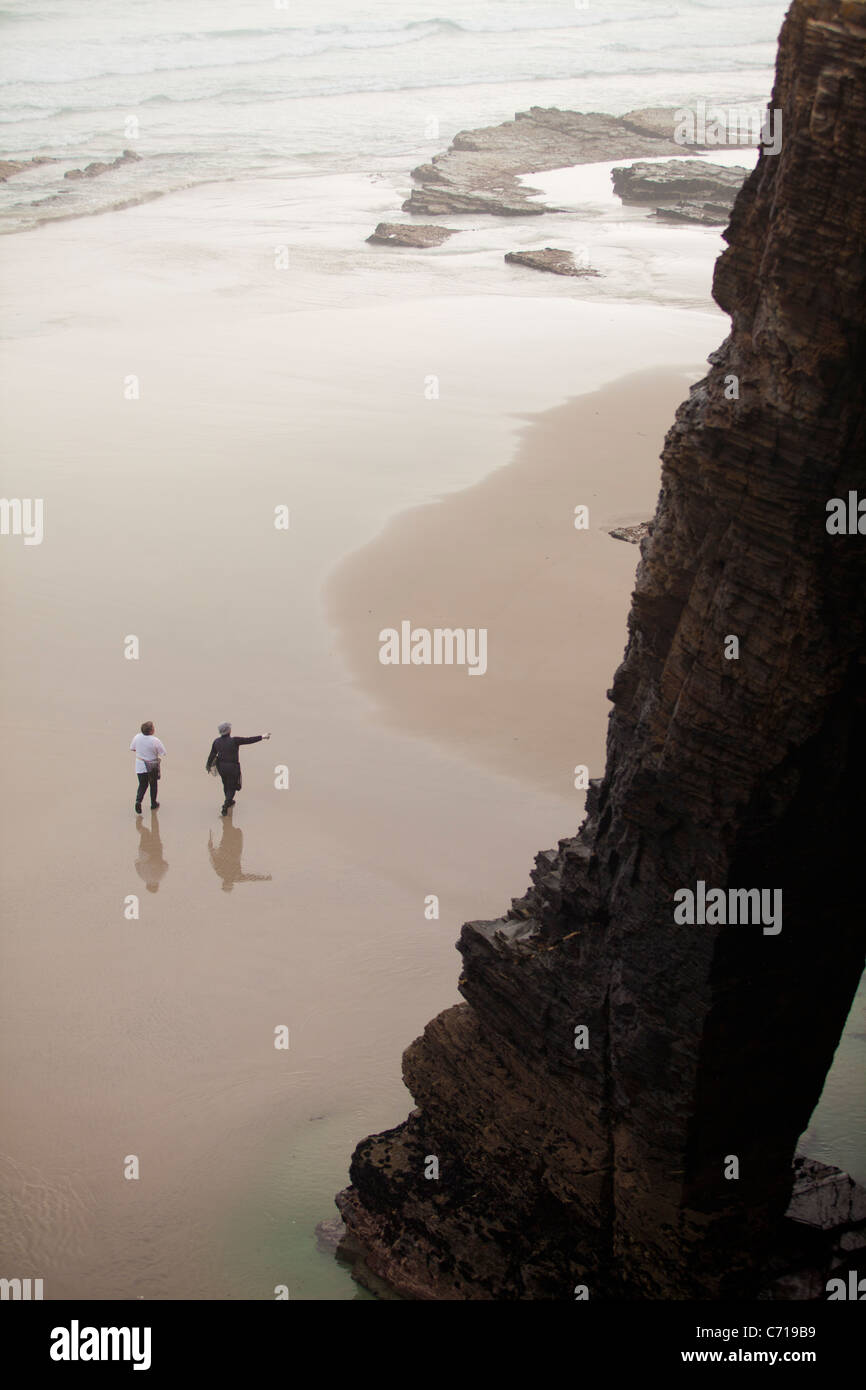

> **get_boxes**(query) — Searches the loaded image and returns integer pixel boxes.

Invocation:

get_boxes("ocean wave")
[102,11,670,44]
[25,56,770,115]
[0,21,463,86]
[406,9,679,35]
[0,101,60,118]
[0,9,692,87]
[603,38,774,54]
[0,41,775,116]
[20,187,189,233]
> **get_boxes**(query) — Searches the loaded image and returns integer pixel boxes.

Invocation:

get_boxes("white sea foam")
[0,0,789,234]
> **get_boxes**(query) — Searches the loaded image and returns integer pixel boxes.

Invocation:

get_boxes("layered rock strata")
[504,248,601,277]
[399,106,699,219]
[654,201,738,225]
[612,159,749,224]
[64,149,141,181]
[366,222,457,247]
[375,105,752,235]
[338,0,866,1299]
[608,522,651,545]
[0,155,57,182]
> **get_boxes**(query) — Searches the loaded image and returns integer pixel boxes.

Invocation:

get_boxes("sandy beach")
[0,168,736,1297]
[326,368,695,797]
[1,21,860,1296]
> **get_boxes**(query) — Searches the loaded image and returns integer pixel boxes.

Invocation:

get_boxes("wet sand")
[2,175,859,1301]
[327,369,691,798]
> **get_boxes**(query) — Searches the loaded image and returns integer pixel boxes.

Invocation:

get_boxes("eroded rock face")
[402,187,549,217]
[64,149,141,181]
[612,158,748,203]
[366,222,457,247]
[504,248,601,277]
[337,0,866,1300]
[0,156,57,182]
[608,522,651,544]
[654,200,738,225]
[612,159,749,224]
[399,106,701,219]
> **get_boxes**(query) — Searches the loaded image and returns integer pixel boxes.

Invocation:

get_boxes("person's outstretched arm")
[235,733,270,745]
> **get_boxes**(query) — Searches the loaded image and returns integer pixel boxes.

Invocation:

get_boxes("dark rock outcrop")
[612,158,748,203]
[654,200,739,225]
[608,522,651,544]
[402,187,550,218]
[366,222,457,247]
[337,0,866,1300]
[504,248,601,278]
[0,155,57,182]
[399,106,703,220]
[612,159,749,224]
[64,149,141,181]
[761,1157,866,1300]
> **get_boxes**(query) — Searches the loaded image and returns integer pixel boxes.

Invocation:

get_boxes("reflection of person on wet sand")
[208,820,272,893]
[134,812,169,894]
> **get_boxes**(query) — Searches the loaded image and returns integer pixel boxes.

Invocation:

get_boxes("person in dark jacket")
[206,721,270,815]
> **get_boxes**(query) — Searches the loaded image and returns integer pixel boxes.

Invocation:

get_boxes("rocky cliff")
[336,0,866,1299]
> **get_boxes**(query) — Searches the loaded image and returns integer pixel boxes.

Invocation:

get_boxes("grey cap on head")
[218,721,231,735]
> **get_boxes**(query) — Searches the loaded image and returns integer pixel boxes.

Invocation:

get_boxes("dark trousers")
[136,769,158,809]
[220,769,240,807]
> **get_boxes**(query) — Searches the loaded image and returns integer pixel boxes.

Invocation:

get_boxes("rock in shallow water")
[504,248,602,277]
[366,222,457,247]
[653,200,739,226]
[384,105,700,223]
[612,159,749,225]
[64,149,142,181]
[0,155,57,182]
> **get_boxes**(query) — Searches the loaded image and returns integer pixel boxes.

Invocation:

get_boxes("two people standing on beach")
[206,722,271,816]
[129,720,270,816]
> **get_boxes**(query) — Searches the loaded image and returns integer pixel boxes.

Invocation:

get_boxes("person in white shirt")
[130,721,167,814]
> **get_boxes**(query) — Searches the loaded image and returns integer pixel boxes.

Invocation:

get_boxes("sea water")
[0,0,790,234]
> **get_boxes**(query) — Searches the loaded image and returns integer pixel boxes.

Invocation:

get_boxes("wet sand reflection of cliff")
[208,816,272,892]
[134,812,169,894]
